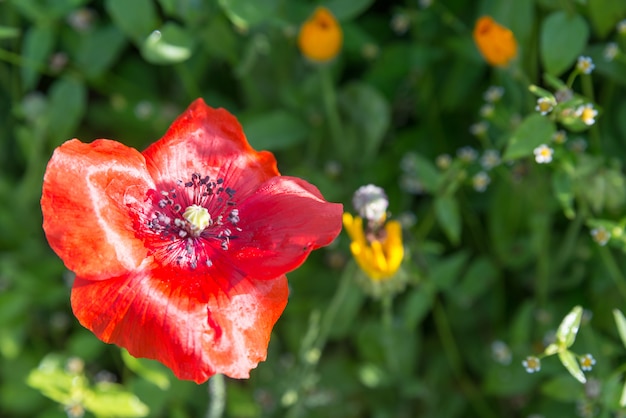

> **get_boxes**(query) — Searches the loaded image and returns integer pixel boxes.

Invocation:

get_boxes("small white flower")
[353,185,388,223]
[552,130,567,144]
[457,146,478,163]
[436,154,452,170]
[576,104,598,126]
[579,354,596,371]
[472,172,490,192]
[522,356,541,373]
[535,97,555,115]
[480,149,501,170]
[469,122,488,137]
[533,144,554,164]
[591,227,610,246]
[491,340,512,365]
[480,103,495,118]
[483,86,504,103]
[577,56,595,74]
[604,42,619,62]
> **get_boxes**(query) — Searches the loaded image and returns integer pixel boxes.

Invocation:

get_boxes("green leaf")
[76,25,126,78]
[540,11,589,76]
[588,0,626,39]
[338,82,391,162]
[0,26,19,40]
[429,251,469,292]
[241,109,309,151]
[121,349,170,391]
[452,257,498,306]
[402,281,436,329]
[556,306,583,349]
[46,78,87,146]
[85,383,149,418]
[322,0,375,20]
[105,0,159,44]
[27,355,83,405]
[503,114,556,161]
[558,350,586,384]
[408,153,441,193]
[613,309,626,349]
[141,23,194,65]
[218,0,279,30]
[434,195,461,245]
[21,26,55,91]
[552,169,575,219]
[621,380,626,407]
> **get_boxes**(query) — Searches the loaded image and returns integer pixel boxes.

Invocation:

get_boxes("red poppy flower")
[41,99,343,383]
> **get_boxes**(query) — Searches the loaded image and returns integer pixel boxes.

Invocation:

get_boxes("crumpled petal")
[233,176,343,279]
[71,265,288,383]
[143,99,279,200]
[41,139,154,280]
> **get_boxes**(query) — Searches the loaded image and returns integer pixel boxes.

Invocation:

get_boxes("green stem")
[285,263,356,418]
[597,246,626,302]
[319,65,345,158]
[206,374,226,418]
[381,294,393,329]
[433,298,498,418]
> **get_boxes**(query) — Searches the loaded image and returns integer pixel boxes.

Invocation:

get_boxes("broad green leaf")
[85,383,149,418]
[556,306,583,348]
[76,25,126,78]
[552,169,575,219]
[21,26,55,91]
[402,281,436,329]
[429,251,469,292]
[241,109,309,151]
[141,23,194,65]
[106,0,159,44]
[121,349,170,391]
[621,380,626,407]
[322,0,374,20]
[218,0,278,30]
[540,11,589,76]
[46,78,87,146]
[452,257,498,306]
[613,309,626,349]
[588,0,626,39]
[434,195,461,245]
[558,350,586,383]
[338,82,390,162]
[503,113,556,161]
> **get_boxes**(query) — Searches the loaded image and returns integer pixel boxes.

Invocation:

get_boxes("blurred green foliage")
[3,0,626,417]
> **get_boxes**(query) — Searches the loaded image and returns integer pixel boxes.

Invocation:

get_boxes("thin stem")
[206,374,226,418]
[433,298,498,418]
[319,65,345,158]
[597,246,626,302]
[285,262,357,418]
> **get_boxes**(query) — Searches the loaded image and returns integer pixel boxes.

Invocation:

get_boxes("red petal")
[70,267,288,383]
[233,176,343,279]
[41,139,153,280]
[143,99,279,199]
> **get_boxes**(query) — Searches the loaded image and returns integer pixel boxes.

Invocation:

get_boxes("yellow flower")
[343,213,403,281]
[297,7,343,62]
[473,16,517,67]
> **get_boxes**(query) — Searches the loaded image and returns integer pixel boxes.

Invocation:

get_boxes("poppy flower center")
[143,172,241,270]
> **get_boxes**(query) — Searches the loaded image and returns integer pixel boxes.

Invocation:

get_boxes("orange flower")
[473,16,517,67]
[297,7,342,62]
